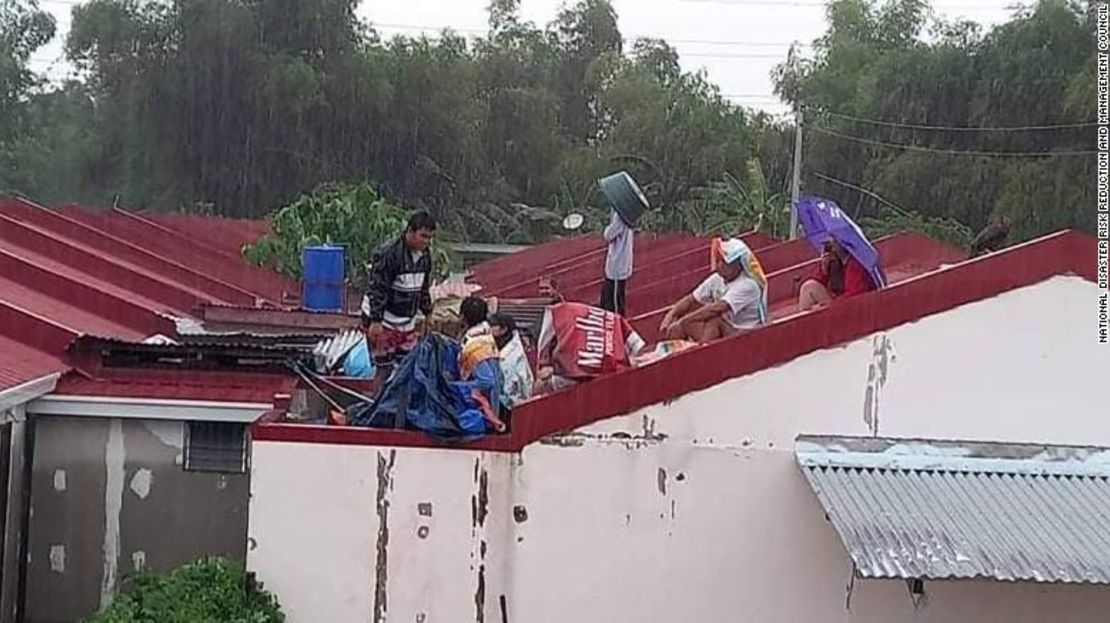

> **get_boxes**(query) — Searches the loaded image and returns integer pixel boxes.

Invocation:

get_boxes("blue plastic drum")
[302,245,346,312]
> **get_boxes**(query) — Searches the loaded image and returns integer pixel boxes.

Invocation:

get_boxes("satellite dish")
[562,213,584,230]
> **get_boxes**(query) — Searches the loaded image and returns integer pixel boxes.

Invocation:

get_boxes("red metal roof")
[142,212,274,259]
[473,231,778,300]
[54,369,297,403]
[468,228,965,344]
[254,229,1097,452]
[0,336,67,392]
[58,206,295,303]
[0,196,295,395]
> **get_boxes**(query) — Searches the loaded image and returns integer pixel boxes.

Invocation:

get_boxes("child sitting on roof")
[797,238,876,311]
[533,301,645,395]
[658,238,768,343]
[458,296,507,433]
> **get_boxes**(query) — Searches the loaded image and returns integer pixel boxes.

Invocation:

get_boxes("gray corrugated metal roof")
[796,435,1110,584]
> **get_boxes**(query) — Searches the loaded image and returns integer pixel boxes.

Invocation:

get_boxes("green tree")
[0,0,55,190]
[243,181,455,281]
[775,0,1094,244]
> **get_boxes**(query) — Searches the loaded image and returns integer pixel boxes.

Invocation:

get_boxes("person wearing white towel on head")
[659,237,768,343]
[599,209,633,316]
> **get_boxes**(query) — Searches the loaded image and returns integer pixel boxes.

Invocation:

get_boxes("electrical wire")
[809,172,909,214]
[820,110,1097,132]
[811,126,1096,157]
[675,0,1029,9]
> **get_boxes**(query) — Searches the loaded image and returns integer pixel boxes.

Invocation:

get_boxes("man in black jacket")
[361,212,437,369]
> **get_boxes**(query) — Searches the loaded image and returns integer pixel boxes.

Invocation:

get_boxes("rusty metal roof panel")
[796,435,1110,584]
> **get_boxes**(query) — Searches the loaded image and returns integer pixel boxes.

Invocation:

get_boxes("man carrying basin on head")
[596,171,649,317]
[658,237,768,343]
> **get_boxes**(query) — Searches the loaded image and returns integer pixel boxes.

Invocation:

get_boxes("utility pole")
[789,106,803,240]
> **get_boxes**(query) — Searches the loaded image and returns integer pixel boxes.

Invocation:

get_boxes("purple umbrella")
[795,196,886,288]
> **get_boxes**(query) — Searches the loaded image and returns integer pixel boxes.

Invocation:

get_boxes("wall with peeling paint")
[25,416,249,623]
[248,443,515,623]
[249,276,1110,622]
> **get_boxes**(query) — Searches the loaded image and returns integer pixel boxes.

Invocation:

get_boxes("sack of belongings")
[631,339,697,367]
[346,332,496,439]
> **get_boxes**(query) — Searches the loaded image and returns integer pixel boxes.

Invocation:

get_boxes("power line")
[372,22,810,50]
[375,22,808,46]
[38,3,812,48]
[820,110,1097,132]
[809,172,910,215]
[682,52,785,59]
[811,126,1096,157]
[675,0,1029,9]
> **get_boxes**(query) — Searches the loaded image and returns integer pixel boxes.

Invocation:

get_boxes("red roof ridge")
[2,198,270,307]
[253,229,1096,452]
[0,298,80,354]
[0,210,210,312]
[112,208,242,260]
[0,246,176,337]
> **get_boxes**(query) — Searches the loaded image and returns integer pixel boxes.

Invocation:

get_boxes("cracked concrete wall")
[25,416,249,623]
[248,443,516,623]
[248,276,1110,622]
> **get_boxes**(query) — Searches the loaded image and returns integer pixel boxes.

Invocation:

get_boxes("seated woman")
[488,312,534,407]
[798,238,875,311]
[659,238,768,343]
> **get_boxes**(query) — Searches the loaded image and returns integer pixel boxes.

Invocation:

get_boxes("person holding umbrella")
[793,196,885,311]
[798,238,876,310]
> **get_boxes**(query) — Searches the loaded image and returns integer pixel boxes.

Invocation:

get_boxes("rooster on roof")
[970,215,1012,257]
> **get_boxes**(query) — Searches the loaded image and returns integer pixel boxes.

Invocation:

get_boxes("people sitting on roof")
[489,312,533,407]
[361,211,437,371]
[797,238,876,311]
[533,301,645,395]
[658,238,768,343]
[458,296,507,433]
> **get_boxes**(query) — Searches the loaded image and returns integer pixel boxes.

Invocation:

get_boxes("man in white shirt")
[599,209,633,316]
[659,238,767,343]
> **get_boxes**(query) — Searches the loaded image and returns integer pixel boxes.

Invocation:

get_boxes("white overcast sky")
[32,0,1028,115]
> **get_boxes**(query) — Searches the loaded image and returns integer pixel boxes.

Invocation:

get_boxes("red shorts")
[371,327,419,365]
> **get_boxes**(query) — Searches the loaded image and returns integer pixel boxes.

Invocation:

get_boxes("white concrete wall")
[249,276,1110,622]
[248,443,515,623]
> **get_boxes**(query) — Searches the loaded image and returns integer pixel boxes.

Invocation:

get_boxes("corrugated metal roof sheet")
[0,336,67,394]
[313,329,363,371]
[796,435,1110,584]
[54,369,297,403]
[0,198,295,392]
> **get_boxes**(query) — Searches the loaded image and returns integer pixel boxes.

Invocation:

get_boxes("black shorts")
[599,278,627,317]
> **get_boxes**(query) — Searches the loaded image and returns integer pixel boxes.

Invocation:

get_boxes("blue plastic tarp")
[347,333,502,439]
